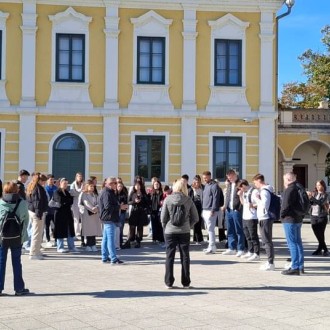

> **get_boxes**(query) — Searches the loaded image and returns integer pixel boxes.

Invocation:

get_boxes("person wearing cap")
[15,170,30,200]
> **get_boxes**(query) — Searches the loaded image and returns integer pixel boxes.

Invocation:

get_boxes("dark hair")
[202,171,211,176]
[47,174,54,179]
[226,169,237,176]
[181,174,189,181]
[252,173,265,182]
[315,180,327,193]
[19,169,30,176]
[238,179,249,188]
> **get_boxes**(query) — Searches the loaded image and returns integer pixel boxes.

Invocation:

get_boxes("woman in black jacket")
[26,173,48,260]
[307,180,329,256]
[53,178,76,253]
[123,181,149,248]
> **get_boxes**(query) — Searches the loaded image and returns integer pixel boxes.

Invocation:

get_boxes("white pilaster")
[20,0,37,107]
[281,161,295,174]
[181,116,196,179]
[259,117,276,187]
[103,115,119,178]
[104,1,120,109]
[182,6,197,111]
[19,113,36,172]
[259,10,275,112]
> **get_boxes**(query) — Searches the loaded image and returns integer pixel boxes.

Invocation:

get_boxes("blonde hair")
[172,179,188,196]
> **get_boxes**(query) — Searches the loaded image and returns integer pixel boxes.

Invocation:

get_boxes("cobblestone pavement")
[0,223,330,329]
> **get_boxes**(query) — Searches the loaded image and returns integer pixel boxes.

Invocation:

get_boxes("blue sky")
[278,0,330,95]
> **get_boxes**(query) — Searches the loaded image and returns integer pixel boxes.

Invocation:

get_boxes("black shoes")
[15,288,30,296]
[121,241,131,249]
[111,259,124,265]
[323,250,329,256]
[134,242,141,248]
[312,249,322,256]
[281,268,300,276]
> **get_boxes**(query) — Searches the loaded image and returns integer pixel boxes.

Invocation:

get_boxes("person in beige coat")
[80,182,102,252]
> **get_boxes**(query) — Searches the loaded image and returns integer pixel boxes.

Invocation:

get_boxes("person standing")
[26,173,48,260]
[44,174,57,247]
[116,181,128,249]
[161,180,199,289]
[15,169,30,200]
[201,171,224,254]
[191,175,204,244]
[253,173,275,271]
[53,178,76,253]
[307,180,329,256]
[222,169,244,256]
[280,172,305,275]
[0,182,30,296]
[70,172,84,239]
[99,177,124,264]
[237,180,260,261]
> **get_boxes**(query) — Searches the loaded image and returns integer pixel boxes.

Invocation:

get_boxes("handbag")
[48,198,61,209]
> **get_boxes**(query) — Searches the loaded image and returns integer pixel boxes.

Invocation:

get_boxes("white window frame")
[209,132,246,182]
[0,11,9,107]
[131,130,169,184]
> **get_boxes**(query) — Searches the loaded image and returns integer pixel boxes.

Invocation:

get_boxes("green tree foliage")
[280,25,330,109]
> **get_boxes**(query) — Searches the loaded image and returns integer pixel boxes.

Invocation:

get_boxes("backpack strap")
[12,199,21,215]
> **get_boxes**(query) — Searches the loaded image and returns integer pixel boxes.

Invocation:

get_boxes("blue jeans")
[57,235,75,251]
[226,209,245,251]
[101,223,118,263]
[0,245,25,292]
[283,223,304,270]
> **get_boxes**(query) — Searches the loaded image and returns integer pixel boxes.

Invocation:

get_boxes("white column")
[103,115,119,178]
[19,113,36,172]
[182,6,197,111]
[259,117,276,187]
[282,161,295,174]
[181,116,196,179]
[20,0,37,107]
[259,10,274,112]
[104,1,120,109]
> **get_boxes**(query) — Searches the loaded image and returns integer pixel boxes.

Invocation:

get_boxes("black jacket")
[26,183,48,218]
[99,187,120,223]
[280,182,304,223]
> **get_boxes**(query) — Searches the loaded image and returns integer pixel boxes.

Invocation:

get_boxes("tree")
[280,25,330,109]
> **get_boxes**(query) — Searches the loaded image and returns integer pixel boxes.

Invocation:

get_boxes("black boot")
[121,240,131,249]
[312,249,322,256]
[134,242,141,248]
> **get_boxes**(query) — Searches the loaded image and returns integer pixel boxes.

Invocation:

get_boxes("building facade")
[0,0,284,187]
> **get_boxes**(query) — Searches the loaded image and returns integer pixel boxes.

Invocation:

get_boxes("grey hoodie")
[161,192,199,235]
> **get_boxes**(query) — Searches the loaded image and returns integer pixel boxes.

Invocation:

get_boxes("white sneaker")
[86,246,92,252]
[236,250,244,257]
[91,245,98,252]
[247,253,260,262]
[259,262,275,271]
[221,249,236,255]
[57,248,68,253]
[242,252,253,259]
[284,262,292,270]
[29,255,44,260]
[45,241,53,248]
[204,246,216,254]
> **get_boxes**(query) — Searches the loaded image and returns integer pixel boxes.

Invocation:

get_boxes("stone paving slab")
[0,223,330,329]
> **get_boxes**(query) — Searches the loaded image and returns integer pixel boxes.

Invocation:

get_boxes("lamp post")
[275,0,295,192]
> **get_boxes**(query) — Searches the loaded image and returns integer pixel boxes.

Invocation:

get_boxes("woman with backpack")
[160,180,199,289]
[0,182,30,296]
[307,180,329,256]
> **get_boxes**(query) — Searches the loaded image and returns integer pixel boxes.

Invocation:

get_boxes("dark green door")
[52,134,85,182]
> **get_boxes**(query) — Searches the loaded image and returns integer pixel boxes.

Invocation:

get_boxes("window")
[0,30,2,79]
[135,136,165,181]
[215,39,242,86]
[213,136,242,181]
[137,37,165,84]
[56,33,85,82]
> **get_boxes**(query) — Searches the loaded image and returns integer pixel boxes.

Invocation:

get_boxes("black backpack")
[0,200,22,248]
[264,189,281,221]
[295,183,310,217]
[170,204,185,227]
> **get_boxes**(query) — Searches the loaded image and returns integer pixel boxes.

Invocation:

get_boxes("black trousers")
[243,219,260,255]
[86,236,96,247]
[128,225,143,243]
[311,216,328,252]
[151,211,164,242]
[259,219,274,264]
[164,233,191,287]
[45,213,54,242]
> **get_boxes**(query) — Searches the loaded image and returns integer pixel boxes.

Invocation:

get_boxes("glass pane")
[215,138,225,152]
[152,40,163,53]
[152,68,162,82]
[229,42,238,55]
[72,37,83,51]
[151,165,161,179]
[137,165,148,179]
[217,56,226,70]
[217,42,226,56]
[58,66,69,80]
[229,56,238,70]
[216,70,226,84]
[139,54,150,68]
[59,51,70,65]
[56,136,83,150]
[72,51,83,65]
[137,139,148,154]
[228,139,238,151]
[152,54,162,68]
[229,71,238,85]
[59,37,69,50]
[72,66,83,80]
[139,68,150,82]
[139,40,150,53]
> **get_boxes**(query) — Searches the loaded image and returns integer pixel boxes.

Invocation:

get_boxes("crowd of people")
[0,168,329,294]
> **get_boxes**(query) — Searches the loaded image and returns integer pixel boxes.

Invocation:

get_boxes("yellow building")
[0,0,289,189]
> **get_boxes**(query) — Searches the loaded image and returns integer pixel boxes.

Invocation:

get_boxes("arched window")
[52,133,85,182]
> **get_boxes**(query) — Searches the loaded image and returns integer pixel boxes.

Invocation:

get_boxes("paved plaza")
[0,222,330,329]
